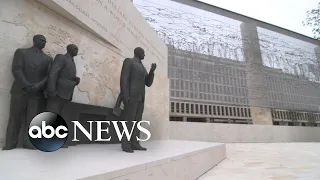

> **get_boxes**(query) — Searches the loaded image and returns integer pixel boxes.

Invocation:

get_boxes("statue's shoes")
[2,146,16,150]
[131,144,147,151]
[23,145,36,150]
[122,147,134,153]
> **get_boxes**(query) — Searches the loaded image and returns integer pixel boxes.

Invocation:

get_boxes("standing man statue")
[3,35,52,150]
[119,47,156,153]
[46,44,80,115]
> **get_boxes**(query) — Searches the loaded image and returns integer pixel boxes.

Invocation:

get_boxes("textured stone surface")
[0,0,169,147]
[37,0,167,65]
[169,122,320,143]
[0,140,226,180]
[240,22,270,108]
[240,23,274,125]
[250,107,273,125]
[199,143,320,180]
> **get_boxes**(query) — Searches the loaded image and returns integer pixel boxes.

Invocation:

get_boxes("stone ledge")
[0,140,226,180]
[170,122,320,143]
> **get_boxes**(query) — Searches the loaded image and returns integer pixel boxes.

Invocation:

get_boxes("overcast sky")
[197,0,319,38]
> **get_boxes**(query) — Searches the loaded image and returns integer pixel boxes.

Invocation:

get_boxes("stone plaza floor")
[198,143,320,180]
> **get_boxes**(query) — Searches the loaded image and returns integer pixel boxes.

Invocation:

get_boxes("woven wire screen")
[134,0,320,112]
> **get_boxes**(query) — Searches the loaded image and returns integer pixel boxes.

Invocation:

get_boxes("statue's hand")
[24,85,35,92]
[25,84,41,93]
[31,81,46,92]
[31,84,41,92]
[150,63,157,73]
[74,77,80,85]
[123,96,130,106]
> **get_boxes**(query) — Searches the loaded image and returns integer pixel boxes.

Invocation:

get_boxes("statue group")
[2,34,157,153]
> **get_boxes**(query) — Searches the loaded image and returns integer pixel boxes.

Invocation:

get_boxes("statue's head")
[134,47,145,60]
[67,44,78,57]
[33,35,46,50]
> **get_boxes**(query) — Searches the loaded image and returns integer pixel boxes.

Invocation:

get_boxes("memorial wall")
[0,0,169,147]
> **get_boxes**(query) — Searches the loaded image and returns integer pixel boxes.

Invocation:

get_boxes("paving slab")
[199,143,320,180]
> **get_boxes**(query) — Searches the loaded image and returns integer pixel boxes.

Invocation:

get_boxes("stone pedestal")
[293,122,302,126]
[182,116,187,122]
[0,140,226,180]
[240,22,272,125]
[279,121,289,126]
[250,107,273,125]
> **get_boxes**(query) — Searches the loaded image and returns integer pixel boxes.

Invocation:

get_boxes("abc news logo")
[28,112,151,152]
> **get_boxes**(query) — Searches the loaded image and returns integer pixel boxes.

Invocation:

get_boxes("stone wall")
[170,122,320,143]
[0,0,169,147]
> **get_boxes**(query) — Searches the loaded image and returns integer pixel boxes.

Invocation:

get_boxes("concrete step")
[0,140,226,180]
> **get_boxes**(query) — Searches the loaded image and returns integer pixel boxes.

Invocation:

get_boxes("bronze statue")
[3,35,52,150]
[117,47,156,153]
[46,44,80,115]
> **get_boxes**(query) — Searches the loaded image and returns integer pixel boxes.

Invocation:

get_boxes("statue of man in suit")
[46,44,80,115]
[120,47,157,153]
[3,35,52,150]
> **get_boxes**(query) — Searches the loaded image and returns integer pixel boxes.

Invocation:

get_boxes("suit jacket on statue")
[10,47,52,95]
[120,57,154,102]
[47,53,78,101]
